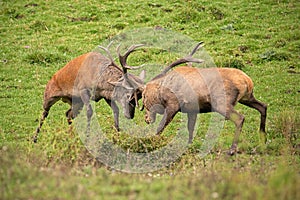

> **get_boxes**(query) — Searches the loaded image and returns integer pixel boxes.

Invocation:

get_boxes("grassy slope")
[0,0,299,199]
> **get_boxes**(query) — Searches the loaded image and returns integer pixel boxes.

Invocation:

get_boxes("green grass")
[1,0,300,199]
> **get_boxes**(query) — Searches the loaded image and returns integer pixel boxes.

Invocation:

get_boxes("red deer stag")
[142,42,267,155]
[34,43,145,142]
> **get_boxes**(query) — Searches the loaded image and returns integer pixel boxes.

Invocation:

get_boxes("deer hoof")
[227,148,236,156]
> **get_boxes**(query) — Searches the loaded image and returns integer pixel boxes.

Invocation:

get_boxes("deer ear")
[139,70,146,82]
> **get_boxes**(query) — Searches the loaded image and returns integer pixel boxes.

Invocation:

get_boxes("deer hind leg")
[62,97,73,124]
[34,97,60,142]
[65,108,73,125]
[65,100,84,125]
[187,113,197,144]
[66,102,83,125]
[105,99,120,131]
[240,94,267,143]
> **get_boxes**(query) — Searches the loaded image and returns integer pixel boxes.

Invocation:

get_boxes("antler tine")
[117,44,145,74]
[161,42,205,74]
[189,41,205,56]
[124,63,146,70]
[98,41,119,67]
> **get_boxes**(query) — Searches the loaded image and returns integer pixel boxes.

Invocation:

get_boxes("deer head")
[99,43,145,119]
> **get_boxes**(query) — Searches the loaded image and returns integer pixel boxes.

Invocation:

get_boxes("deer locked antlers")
[98,42,145,74]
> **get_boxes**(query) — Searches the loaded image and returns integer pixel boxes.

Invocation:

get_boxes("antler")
[161,41,205,74]
[189,41,205,57]
[117,44,145,74]
[98,41,119,68]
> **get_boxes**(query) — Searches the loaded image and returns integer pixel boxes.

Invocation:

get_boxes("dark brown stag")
[34,43,145,142]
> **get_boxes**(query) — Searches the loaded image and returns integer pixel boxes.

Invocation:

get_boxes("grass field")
[1,0,299,199]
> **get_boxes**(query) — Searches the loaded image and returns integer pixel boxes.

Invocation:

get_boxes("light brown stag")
[142,42,267,155]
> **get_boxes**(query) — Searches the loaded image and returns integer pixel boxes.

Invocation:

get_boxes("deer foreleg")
[80,90,93,136]
[156,108,178,135]
[228,110,245,155]
[105,99,120,131]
